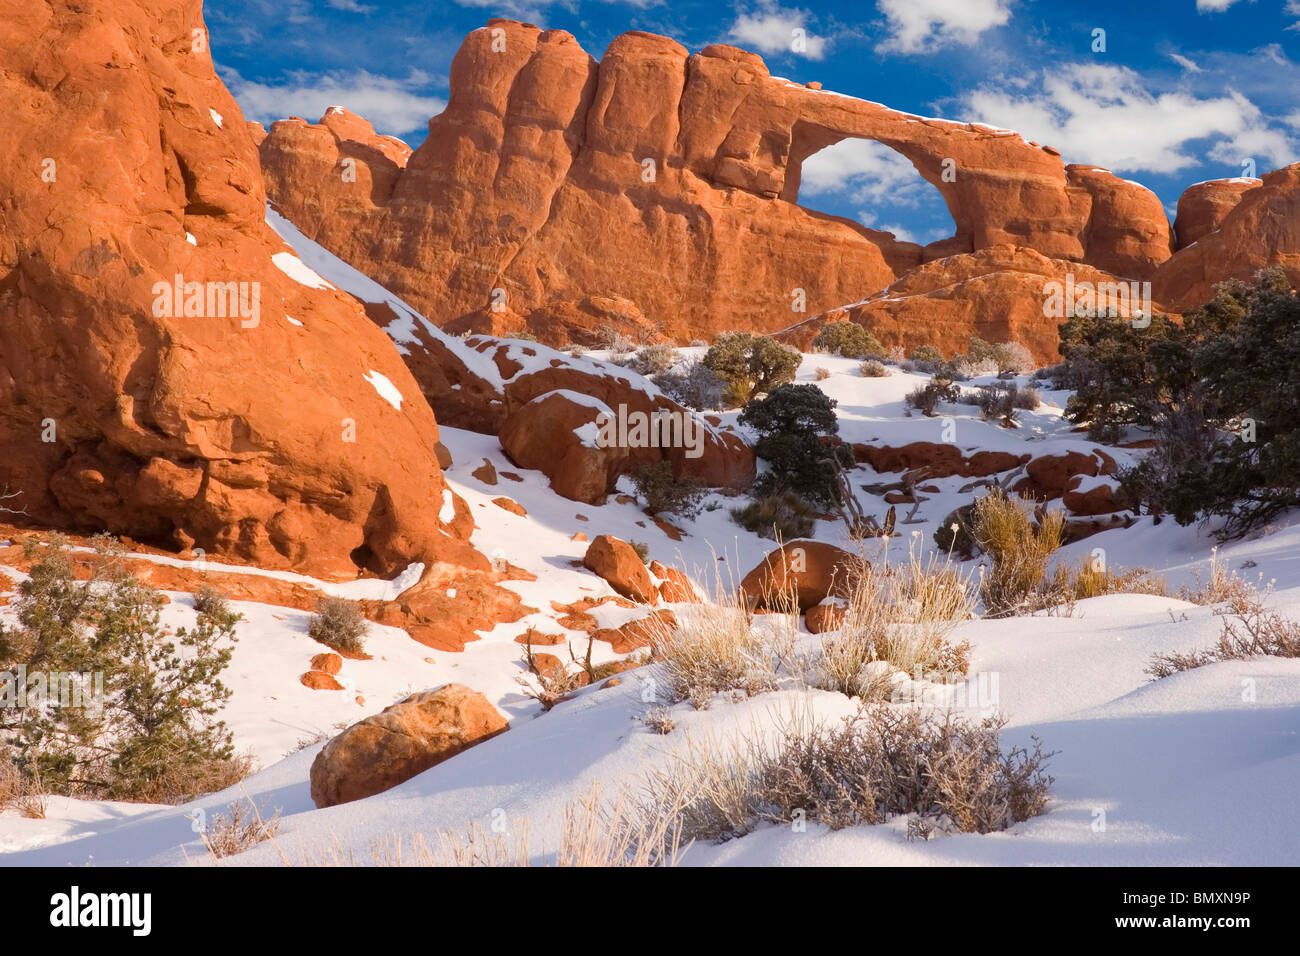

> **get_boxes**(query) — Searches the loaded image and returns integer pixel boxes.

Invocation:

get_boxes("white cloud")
[875,0,1012,54]
[1196,0,1247,11]
[961,62,1297,174]
[1169,52,1202,72]
[800,139,954,243]
[224,69,446,138]
[325,0,376,12]
[728,3,829,60]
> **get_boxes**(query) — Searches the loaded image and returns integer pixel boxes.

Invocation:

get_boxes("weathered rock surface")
[583,535,656,603]
[309,684,508,807]
[260,21,1174,350]
[481,341,754,503]
[592,608,677,653]
[0,0,479,580]
[739,540,864,612]
[1172,178,1260,249]
[781,246,1164,363]
[1154,165,1300,311]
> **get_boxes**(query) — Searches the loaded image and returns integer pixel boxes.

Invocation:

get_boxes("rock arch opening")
[787,134,958,251]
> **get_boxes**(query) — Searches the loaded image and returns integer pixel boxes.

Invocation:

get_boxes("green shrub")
[629,461,707,518]
[739,383,853,506]
[910,344,944,364]
[1065,269,1300,540]
[812,321,884,358]
[702,332,801,405]
[0,537,243,801]
[731,491,817,541]
[309,597,368,655]
[1057,312,1186,442]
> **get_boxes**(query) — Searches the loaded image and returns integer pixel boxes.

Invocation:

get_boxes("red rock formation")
[781,246,1165,363]
[259,21,1173,351]
[856,441,1030,479]
[309,684,508,808]
[739,540,864,612]
[1172,178,1260,249]
[0,0,482,581]
[1155,165,1300,311]
[592,608,677,653]
[300,671,345,691]
[583,535,656,603]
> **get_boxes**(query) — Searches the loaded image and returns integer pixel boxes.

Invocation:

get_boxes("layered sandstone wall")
[0,0,481,579]
[260,20,1175,354]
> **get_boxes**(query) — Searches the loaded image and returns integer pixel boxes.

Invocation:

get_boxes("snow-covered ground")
[5,349,1300,864]
[4,217,1299,867]
[5,584,1300,865]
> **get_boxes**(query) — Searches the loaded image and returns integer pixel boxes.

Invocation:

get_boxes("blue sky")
[211,0,1300,245]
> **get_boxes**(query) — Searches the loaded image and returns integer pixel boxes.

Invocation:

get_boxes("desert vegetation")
[738,383,853,508]
[811,321,884,358]
[0,536,247,803]
[1062,269,1300,539]
[702,332,801,405]
[632,704,1052,844]
[308,596,369,655]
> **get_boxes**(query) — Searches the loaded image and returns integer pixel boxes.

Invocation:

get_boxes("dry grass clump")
[200,799,281,859]
[631,704,1053,844]
[972,492,1170,616]
[814,548,975,698]
[308,596,368,655]
[132,752,256,805]
[298,784,682,867]
[1039,559,1167,613]
[0,752,47,819]
[971,492,1065,617]
[647,590,796,709]
[1177,548,1262,606]
[1148,594,1300,678]
[640,705,676,735]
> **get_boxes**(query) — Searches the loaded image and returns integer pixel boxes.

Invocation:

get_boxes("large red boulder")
[1062,477,1132,516]
[1013,450,1115,500]
[583,535,657,603]
[309,684,508,808]
[739,540,865,612]
[494,349,754,503]
[785,246,1167,365]
[856,442,1028,479]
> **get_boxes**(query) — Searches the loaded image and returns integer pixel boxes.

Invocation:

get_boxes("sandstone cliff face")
[260,20,1173,353]
[1172,178,1260,249]
[1154,165,1300,312]
[0,0,480,579]
[779,246,1161,360]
